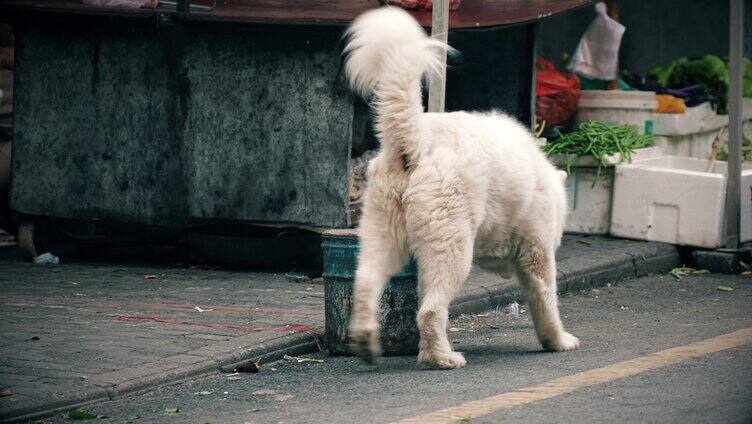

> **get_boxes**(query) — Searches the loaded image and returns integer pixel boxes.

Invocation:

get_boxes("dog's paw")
[348,325,382,365]
[542,331,580,352]
[418,349,467,370]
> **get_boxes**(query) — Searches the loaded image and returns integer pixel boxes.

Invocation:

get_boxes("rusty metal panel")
[11,18,353,228]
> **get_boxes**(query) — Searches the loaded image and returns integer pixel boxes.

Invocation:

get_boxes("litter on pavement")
[33,252,59,264]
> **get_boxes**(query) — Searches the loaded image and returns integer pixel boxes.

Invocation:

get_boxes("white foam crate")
[651,103,729,159]
[576,90,657,135]
[610,156,752,248]
[579,95,752,160]
[551,147,663,235]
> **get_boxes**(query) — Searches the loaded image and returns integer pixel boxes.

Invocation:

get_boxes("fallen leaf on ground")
[235,360,260,373]
[164,407,180,414]
[0,388,12,397]
[717,285,735,292]
[450,415,471,422]
[144,274,158,280]
[670,267,710,281]
[67,409,105,420]
[283,354,324,363]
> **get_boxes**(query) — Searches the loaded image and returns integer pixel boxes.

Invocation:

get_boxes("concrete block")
[693,249,751,273]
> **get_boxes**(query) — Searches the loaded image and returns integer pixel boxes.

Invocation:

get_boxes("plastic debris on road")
[502,301,521,318]
[67,409,105,420]
[33,252,59,265]
[283,354,323,363]
[194,306,213,313]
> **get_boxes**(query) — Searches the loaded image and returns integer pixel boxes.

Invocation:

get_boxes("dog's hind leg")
[405,178,474,369]
[349,204,409,364]
[515,237,580,352]
[412,229,473,370]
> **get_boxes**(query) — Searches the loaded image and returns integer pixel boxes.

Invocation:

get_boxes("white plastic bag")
[568,2,625,80]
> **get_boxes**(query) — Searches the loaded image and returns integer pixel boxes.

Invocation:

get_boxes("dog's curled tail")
[343,7,451,162]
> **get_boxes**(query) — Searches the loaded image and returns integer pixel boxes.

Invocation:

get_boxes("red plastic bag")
[380,0,461,11]
[535,57,581,128]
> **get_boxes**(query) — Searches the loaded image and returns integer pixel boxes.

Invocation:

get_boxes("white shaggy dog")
[344,7,579,370]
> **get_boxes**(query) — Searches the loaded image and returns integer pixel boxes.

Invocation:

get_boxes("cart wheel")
[18,219,48,262]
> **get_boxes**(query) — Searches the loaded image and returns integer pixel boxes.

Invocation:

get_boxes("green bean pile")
[542,121,654,178]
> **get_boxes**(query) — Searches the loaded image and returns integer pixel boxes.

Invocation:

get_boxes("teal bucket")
[322,230,419,356]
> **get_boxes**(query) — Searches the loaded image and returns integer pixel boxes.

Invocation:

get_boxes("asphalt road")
[36,272,752,424]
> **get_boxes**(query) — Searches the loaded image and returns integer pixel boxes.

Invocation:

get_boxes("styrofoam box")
[551,147,663,234]
[610,156,752,248]
[576,90,657,135]
[579,94,752,160]
[651,102,729,158]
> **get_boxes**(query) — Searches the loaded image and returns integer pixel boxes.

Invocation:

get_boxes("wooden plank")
[1,0,596,29]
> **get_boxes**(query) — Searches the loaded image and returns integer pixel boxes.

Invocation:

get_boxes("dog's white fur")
[345,7,579,370]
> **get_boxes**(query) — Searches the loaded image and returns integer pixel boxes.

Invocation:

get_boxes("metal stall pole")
[724,0,744,250]
[697,0,749,271]
[428,0,450,113]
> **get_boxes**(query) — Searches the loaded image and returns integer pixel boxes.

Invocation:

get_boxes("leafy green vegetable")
[670,267,709,281]
[717,285,734,292]
[542,121,653,185]
[648,55,752,114]
[715,122,752,163]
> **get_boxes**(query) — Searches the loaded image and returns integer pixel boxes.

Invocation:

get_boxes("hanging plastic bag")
[536,57,581,128]
[568,2,625,80]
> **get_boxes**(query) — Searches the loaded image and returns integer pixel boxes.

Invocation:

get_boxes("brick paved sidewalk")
[0,235,680,422]
[0,261,324,422]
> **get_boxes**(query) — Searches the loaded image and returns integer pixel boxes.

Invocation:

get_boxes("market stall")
[0,0,593,260]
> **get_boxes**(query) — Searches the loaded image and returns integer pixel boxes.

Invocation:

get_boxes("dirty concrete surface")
[26,273,751,424]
